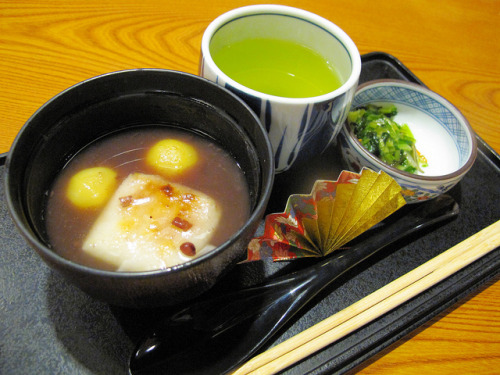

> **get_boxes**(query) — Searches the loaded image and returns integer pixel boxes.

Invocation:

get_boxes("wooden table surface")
[1,0,499,373]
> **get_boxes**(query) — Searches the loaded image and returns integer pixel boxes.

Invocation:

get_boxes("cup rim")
[201,4,361,104]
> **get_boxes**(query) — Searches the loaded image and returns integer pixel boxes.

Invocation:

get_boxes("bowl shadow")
[46,271,133,374]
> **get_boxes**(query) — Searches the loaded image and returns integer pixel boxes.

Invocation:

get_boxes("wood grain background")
[1,1,499,373]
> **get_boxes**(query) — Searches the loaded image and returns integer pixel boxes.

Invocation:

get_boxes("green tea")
[211,38,343,98]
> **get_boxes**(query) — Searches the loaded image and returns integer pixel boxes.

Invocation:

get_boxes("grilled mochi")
[82,173,221,271]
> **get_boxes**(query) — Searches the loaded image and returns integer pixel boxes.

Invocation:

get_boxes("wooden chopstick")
[232,219,500,375]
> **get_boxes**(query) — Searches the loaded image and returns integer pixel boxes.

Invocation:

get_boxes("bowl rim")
[5,68,275,279]
[342,78,478,182]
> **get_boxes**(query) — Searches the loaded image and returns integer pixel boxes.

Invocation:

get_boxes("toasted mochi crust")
[82,173,220,271]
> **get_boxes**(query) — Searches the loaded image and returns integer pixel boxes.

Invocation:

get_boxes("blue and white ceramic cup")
[200,5,361,172]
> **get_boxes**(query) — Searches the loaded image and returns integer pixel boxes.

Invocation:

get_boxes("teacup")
[200,4,361,172]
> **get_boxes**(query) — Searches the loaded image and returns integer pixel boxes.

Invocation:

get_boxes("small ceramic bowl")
[5,69,274,308]
[339,79,477,203]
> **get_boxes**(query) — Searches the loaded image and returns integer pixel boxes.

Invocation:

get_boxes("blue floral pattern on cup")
[200,5,361,172]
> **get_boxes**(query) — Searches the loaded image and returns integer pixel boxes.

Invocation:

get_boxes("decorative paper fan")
[246,168,406,262]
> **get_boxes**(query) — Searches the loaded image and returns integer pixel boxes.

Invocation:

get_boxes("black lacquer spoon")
[129,195,459,375]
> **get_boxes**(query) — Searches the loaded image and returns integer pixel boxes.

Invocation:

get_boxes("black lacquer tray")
[1,52,499,374]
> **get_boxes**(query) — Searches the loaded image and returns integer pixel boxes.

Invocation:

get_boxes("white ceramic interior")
[339,79,477,203]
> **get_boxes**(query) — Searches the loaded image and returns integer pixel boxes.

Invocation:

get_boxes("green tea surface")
[211,38,342,98]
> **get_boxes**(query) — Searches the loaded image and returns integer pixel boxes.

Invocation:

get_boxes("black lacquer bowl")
[4,69,274,308]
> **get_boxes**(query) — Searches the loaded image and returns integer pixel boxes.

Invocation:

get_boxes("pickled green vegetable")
[347,104,427,174]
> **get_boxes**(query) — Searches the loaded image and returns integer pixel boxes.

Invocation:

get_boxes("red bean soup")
[45,126,251,272]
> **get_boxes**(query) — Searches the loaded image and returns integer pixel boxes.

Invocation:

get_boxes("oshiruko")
[45,126,251,272]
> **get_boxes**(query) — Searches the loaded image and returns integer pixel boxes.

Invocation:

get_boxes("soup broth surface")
[45,126,251,271]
